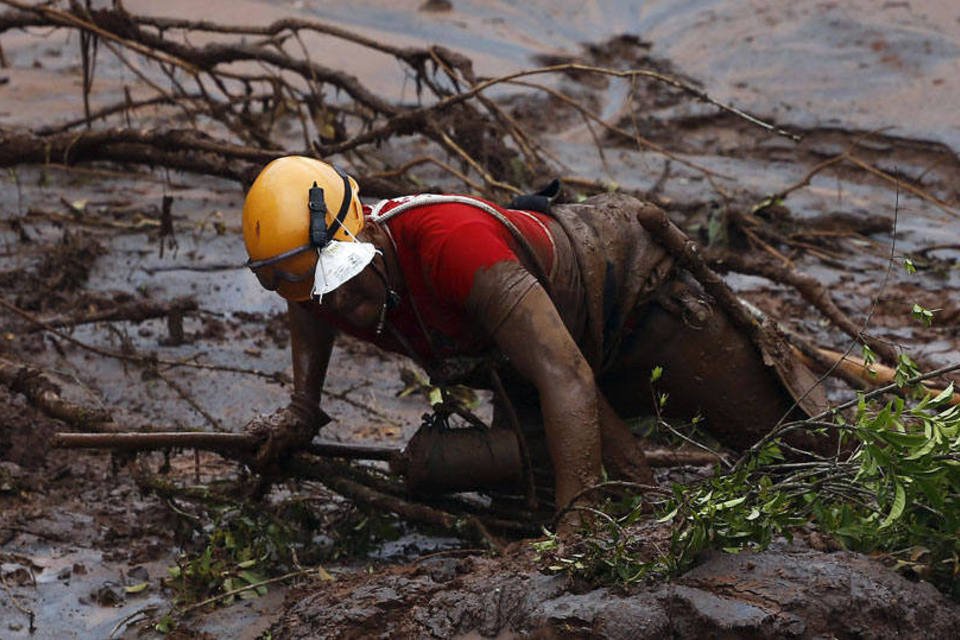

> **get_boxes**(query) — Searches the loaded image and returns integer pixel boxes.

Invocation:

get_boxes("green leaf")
[124,581,150,594]
[880,482,906,529]
[903,426,939,459]
[879,430,926,449]
[911,303,936,327]
[650,366,663,383]
[155,616,174,634]
[656,505,680,523]
[930,383,955,407]
[239,570,265,586]
[717,496,747,510]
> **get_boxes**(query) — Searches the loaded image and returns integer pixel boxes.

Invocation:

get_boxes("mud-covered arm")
[470,263,602,513]
[288,299,335,412]
[244,301,334,469]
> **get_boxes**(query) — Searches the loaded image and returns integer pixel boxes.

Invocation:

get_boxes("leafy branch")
[539,373,960,597]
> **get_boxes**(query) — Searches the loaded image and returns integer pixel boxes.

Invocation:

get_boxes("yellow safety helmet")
[242,156,363,301]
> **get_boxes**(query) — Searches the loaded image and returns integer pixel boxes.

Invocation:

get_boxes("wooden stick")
[52,431,254,452]
[54,430,728,472]
[643,449,726,467]
[797,346,960,406]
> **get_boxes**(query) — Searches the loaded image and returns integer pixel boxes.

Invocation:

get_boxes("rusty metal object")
[394,424,525,494]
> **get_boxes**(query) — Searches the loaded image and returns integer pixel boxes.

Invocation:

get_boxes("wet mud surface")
[2,1,960,638]
[275,543,960,640]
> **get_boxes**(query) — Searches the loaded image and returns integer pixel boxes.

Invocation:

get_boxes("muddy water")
[1,1,959,638]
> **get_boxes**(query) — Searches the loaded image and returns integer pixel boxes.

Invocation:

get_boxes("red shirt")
[313,196,555,364]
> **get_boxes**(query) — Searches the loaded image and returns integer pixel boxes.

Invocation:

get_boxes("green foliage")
[911,303,937,327]
[165,505,293,606]
[327,510,403,559]
[541,383,960,597]
[895,354,922,388]
[862,344,877,369]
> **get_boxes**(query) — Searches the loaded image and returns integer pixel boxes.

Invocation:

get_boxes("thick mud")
[274,543,960,640]
[1,1,960,639]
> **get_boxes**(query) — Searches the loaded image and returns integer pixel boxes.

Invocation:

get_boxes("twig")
[507,78,731,181]
[177,566,332,616]
[320,62,800,159]
[154,369,226,432]
[845,154,959,219]
[108,605,161,639]
[707,252,898,364]
[734,360,960,472]
[0,296,289,382]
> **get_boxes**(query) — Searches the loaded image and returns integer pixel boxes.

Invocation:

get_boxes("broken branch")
[25,296,197,332]
[707,251,899,364]
[0,356,111,426]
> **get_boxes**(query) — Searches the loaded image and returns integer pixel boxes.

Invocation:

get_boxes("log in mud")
[1,1,960,638]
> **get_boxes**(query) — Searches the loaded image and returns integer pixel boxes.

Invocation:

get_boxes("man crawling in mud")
[241,156,824,520]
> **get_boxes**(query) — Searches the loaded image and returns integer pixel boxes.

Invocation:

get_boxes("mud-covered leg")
[601,301,826,454]
[626,205,833,455]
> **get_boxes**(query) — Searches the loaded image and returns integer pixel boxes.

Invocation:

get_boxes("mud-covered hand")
[243,393,330,473]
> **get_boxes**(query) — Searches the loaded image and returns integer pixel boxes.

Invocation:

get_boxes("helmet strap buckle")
[308,181,329,248]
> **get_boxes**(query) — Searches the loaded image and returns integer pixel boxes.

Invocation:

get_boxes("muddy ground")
[2,1,960,639]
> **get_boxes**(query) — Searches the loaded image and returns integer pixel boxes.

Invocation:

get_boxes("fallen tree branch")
[53,430,729,468]
[734,360,960,473]
[286,457,522,543]
[25,296,197,332]
[0,356,111,426]
[0,126,273,182]
[635,206,761,340]
[797,346,960,406]
[52,431,400,460]
[0,296,290,382]
[707,251,899,364]
[177,566,332,617]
